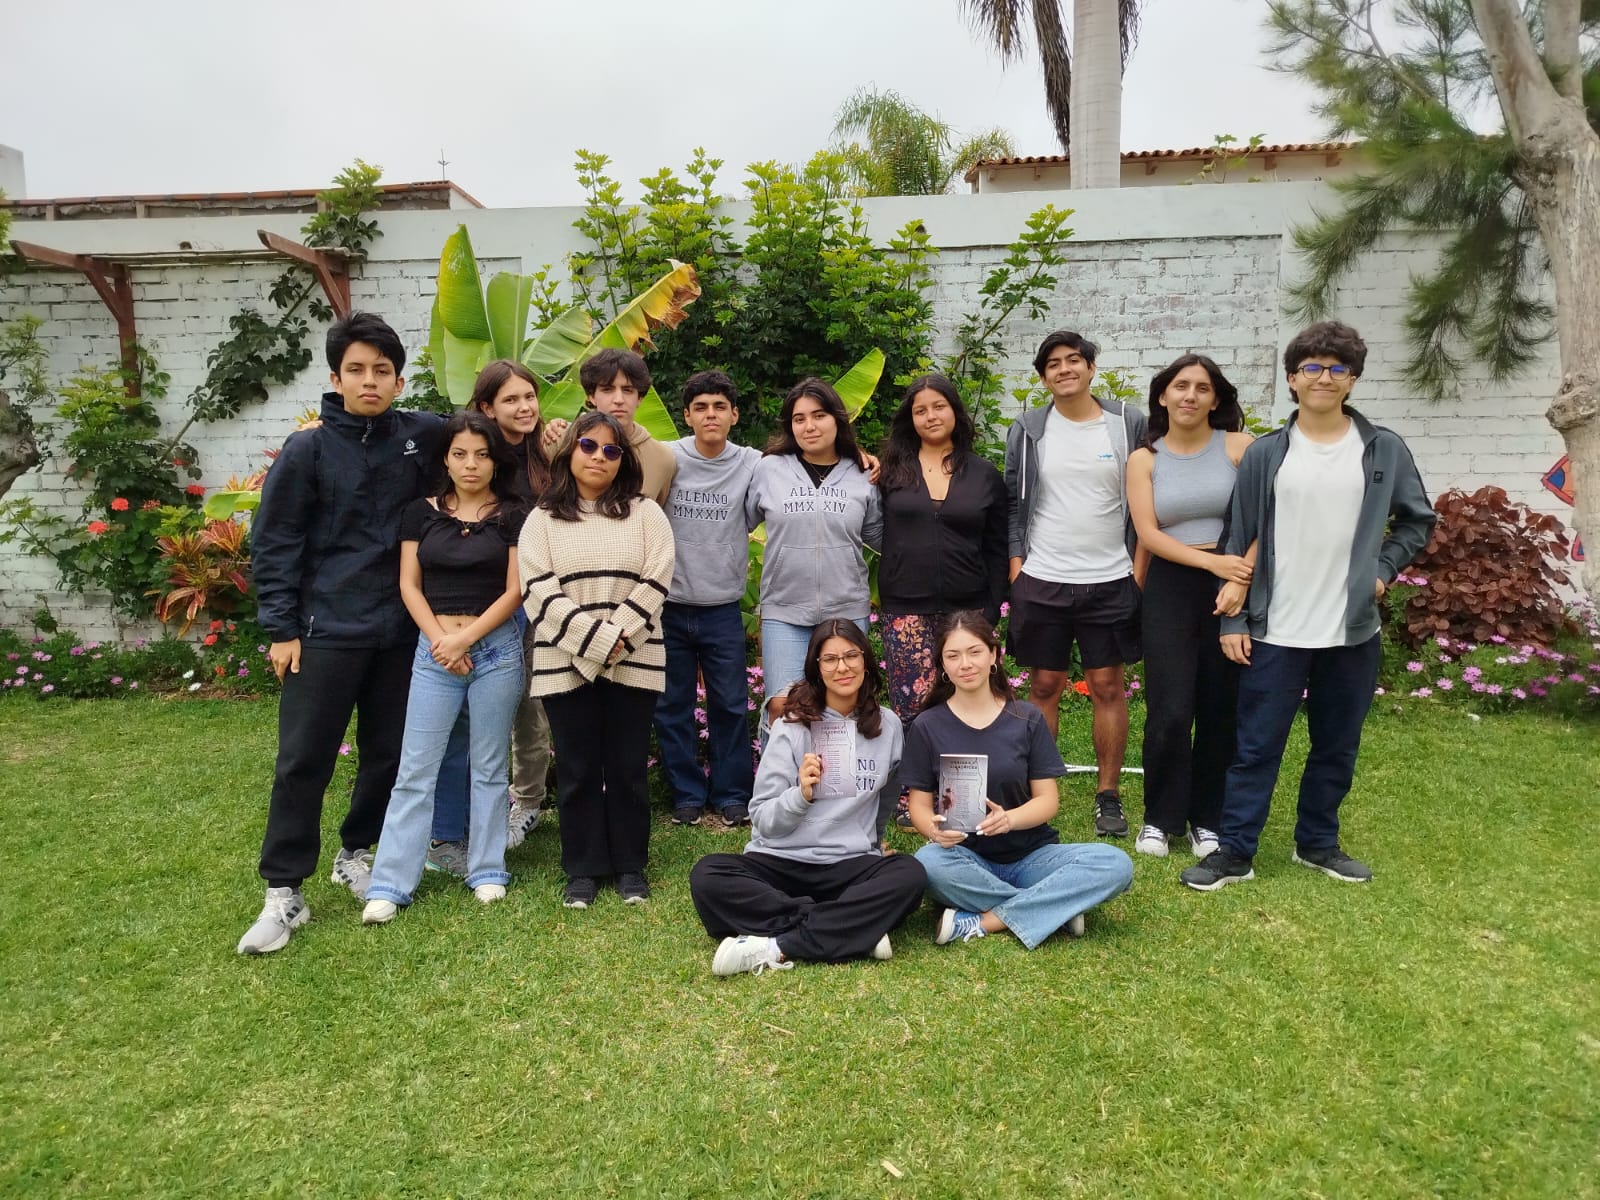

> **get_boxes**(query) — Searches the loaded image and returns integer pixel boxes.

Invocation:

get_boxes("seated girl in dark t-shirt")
[901,612,1133,949]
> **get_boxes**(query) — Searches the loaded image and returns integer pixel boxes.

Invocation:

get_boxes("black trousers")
[1139,556,1239,836]
[258,644,413,889]
[542,679,658,879]
[689,851,927,963]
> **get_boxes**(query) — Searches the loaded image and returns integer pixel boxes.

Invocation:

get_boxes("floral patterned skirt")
[882,613,940,725]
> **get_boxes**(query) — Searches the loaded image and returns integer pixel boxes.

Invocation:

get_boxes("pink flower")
[1462,666,1482,681]
[999,602,1011,619]
[1405,661,1423,673]
[338,743,351,756]
[1510,688,1526,699]
[1470,682,1486,693]
[1490,635,1507,644]
[87,520,110,535]
[1411,687,1433,698]
[110,497,130,511]
[1374,686,1386,695]
[1436,679,1453,690]
[111,676,123,685]
[1569,673,1585,683]
[1485,684,1502,695]
[41,684,54,694]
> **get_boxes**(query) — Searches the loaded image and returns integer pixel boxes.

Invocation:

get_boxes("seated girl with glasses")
[688,619,927,976]
[518,411,675,911]
[901,612,1133,949]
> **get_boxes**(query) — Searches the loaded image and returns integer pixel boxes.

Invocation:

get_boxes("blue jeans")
[655,601,754,814]
[1218,635,1382,860]
[915,841,1134,949]
[368,622,524,905]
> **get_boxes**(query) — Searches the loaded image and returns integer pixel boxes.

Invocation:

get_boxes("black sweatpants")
[258,643,413,890]
[1139,556,1239,836]
[542,679,658,879]
[689,851,927,963]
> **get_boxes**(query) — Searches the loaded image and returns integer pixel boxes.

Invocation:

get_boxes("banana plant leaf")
[202,491,261,521]
[833,348,885,421]
[522,307,593,377]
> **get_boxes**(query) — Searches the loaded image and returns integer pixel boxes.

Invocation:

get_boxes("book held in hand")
[810,717,857,800]
[937,754,988,833]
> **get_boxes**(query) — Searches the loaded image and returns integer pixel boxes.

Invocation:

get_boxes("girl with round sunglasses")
[518,411,675,909]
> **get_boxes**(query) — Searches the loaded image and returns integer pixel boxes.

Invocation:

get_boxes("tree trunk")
[1069,0,1122,189]
[1470,0,1600,605]
[0,387,40,502]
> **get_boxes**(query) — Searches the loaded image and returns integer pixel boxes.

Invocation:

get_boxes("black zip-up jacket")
[254,395,444,648]
[877,455,1010,622]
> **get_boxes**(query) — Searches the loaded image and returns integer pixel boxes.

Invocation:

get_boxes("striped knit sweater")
[518,497,676,697]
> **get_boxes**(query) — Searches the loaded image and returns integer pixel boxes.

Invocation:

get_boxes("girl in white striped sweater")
[518,411,675,909]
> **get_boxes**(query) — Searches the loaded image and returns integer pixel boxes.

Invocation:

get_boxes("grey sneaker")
[1180,850,1255,892]
[330,848,374,900]
[507,799,542,849]
[236,887,309,955]
[425,840,469,876]
[1292,844,1373,882]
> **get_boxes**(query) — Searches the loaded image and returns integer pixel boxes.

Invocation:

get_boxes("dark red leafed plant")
[1399,486,1574,647]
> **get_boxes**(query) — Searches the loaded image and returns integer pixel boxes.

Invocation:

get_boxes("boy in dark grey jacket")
[1182,322,1435,892]
[238,313,443,953]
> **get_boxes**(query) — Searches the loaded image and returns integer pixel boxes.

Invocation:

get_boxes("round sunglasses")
[576,436,624,461]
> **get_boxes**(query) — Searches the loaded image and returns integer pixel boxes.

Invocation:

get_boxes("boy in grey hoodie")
[657,371,763,826]
[1182,322,1435,892]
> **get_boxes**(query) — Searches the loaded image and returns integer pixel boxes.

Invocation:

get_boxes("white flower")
[182,669,195,680]
[187,682,202,692]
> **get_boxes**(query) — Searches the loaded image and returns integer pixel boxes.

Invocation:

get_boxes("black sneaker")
[1094,790,1128,837]
[1292,844,1373,883]
[720,803,750,826]
[562,876,599,908]
[616,872,651,904]
[1180,850,1255,892]
[671,805,703,826]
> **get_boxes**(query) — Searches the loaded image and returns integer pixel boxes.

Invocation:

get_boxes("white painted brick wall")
[0,186,1574,640]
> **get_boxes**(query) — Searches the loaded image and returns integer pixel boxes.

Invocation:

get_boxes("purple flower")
[1462,666,1482,682]
[3,654,14,661]
[1530,686,1547,698]
[1435,636,1449,648]
[134,639,147,649]
[1406,661,1423,673]
[1490,635,1507,645]
[1569,673,1585,683]
[40,684,54,694]
[338,743,351,756]
[31,673,41,682]
[110,676,122,685]
[1511,688,1527,699]
[868,613,879,624]
[237,667,249,677]
[693,707,707,724]
[1470,682,1486,693]
[1436,679,1453,691]
[69,646,85,657]
[13,667,24,676]
[1486,684,1502,695]
[1410,687,1433,698]
[1543,674,1561,685]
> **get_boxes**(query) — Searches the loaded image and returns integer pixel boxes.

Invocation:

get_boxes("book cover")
[936,754,989,834]
[810,718,857,800]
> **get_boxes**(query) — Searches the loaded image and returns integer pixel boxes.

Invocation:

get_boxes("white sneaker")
[236,887,310,954]
[1188,826,1221,857]
[474,883,506,905]
[362,899,398,924]
[712,935,793,977]
[507,798,542,849]
[1134,825,1169,857]
[872,934,893,960]
[330,848,374,899]
[1066,913,1086,938]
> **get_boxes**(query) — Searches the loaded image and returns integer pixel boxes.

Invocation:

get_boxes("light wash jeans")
[368,621,523,905]
[914,841,1134,950]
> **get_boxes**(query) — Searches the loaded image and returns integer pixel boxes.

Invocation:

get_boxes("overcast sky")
[4,0,1328,206]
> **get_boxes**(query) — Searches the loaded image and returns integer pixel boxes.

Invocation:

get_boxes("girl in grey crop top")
[1151,429,1238,546]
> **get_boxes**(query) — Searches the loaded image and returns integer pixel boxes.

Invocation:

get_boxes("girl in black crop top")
[363,411,529,924]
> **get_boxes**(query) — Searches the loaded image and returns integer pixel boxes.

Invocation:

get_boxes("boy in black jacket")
[238,313,444,954]
[1181,322,1435,892]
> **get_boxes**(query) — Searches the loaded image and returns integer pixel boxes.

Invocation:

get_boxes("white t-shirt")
[1265,420,1365,648]
[1023,409,1131,584]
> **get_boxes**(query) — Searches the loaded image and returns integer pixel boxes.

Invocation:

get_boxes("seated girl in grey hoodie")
[688,620,926,976]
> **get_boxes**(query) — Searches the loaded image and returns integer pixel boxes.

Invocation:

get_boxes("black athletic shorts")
[1006,572,1142,671]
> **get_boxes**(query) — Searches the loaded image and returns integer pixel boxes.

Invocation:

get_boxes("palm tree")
[959,0,1142,188]
[831,87,1016,196]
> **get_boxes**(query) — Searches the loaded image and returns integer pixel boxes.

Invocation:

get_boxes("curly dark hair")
[539,411,643,521]
[781,619,884,739]
[878,374,976,494]
[1143,354,1244,447]
[1283,321,1367,379]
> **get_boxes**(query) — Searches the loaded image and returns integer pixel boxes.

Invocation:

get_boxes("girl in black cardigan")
[876,374,1009,723]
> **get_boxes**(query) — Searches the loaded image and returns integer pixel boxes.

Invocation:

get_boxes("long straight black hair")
[432,410,520,517]
[878,373,976,494]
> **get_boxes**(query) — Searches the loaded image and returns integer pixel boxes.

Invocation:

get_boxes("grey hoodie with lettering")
[745,454,883,625]
[746,707,904,864]
[666,439,762,606]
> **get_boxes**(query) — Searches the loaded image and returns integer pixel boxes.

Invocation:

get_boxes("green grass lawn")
[2,696,1597,1199]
